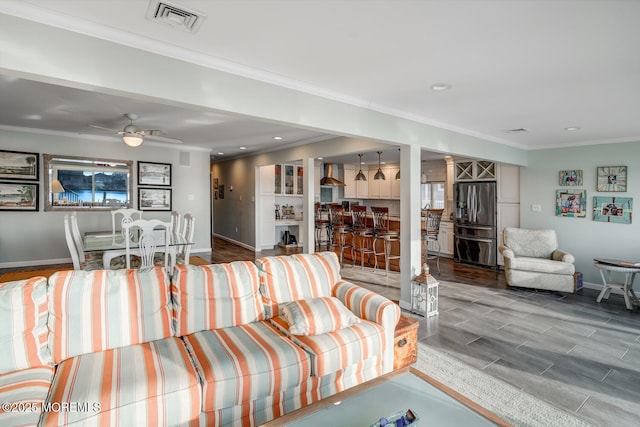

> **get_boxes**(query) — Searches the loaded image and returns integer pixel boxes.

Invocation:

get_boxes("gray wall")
[520,140,640,284]
[0,129,211,267]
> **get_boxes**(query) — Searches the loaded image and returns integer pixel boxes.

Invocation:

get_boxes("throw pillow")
[281,296,359,336]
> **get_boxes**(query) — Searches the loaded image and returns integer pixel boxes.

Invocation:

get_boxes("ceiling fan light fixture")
[122,133,143,147]
[374,151,386,180]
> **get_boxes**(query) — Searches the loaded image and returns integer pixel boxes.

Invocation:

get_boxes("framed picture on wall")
[0,150,39,181]
[138,161,172,186]
[593,196,632,224]
[0,182,39,211]
[597,166,627,192]
[559,170,583,186]
[556,189,586,218]
[138,187,171,211]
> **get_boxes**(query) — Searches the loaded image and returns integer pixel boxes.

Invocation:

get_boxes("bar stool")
[351,206,375,269]
[421,209,443,273]
[314,203,331,250]
[328,204,354,267]
[371,207,400,276]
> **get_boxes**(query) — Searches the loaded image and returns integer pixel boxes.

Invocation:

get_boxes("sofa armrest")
[499,245,515,259]
[333,280,401,374]
[552,250,575,264]
[332,280,400,328]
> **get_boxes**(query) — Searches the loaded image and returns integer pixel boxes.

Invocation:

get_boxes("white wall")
[520,140,640,284]
[0,129,211,267]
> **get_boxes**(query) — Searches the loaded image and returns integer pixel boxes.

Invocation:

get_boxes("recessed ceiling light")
[430,83,451,91]
[565,127,581,131]
[25,114,42,120]
[239,146,247,150]
[317,157,323,160]
[217,152,224,155]
[273,136,283,140]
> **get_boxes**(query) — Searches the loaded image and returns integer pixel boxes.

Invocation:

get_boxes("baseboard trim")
[213,233,256,252]
[582,280,623,295]
[0,257,72,269]
[0,247,212,270]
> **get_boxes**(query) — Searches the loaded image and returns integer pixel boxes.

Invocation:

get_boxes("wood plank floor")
[209,236,508,288]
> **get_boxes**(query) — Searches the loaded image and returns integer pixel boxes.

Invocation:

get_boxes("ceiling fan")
[91,113,183,147]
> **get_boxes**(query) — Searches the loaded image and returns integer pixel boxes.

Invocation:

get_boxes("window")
[44,154,133,211]
[421,182,445,210]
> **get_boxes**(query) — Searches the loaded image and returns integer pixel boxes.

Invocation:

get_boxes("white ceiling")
[1,0,639,165]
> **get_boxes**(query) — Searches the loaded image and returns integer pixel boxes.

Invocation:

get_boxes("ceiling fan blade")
[90,124,119,133]
[145,134,183,144]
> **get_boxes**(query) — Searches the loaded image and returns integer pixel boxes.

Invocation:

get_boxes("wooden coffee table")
[260,367,511,427]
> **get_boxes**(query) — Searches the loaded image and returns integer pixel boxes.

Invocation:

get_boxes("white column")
[399,145,422,309]
[302,157,316,254]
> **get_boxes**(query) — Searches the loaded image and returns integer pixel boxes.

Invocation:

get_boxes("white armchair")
[499,227,576,292]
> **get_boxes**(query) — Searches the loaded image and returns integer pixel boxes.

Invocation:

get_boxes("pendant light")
[355,154,367,181]
[421,161,427,183]
[374,151,386,180]
[395,148,401,180]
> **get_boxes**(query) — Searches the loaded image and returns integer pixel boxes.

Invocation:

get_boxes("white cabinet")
[259,165,275,195]
[343,164,369,199]
[343,166,357,198]
[496,163,520,266]
[368,169,391,199]
[390,168,401,199]
[497,164,520,203]
[455,160,496,181]
[439,221,454,255]
[314,165,321,199]
[259,195,276,249]
[274,164,303,196]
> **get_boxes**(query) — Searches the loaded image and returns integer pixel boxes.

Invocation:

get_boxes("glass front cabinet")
[274,164,303,196]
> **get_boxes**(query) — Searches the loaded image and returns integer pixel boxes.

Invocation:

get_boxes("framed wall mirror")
[43,154,133,211]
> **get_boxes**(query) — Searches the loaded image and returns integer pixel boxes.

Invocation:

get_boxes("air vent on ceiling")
[505,128,530,133]
[146,1,206,33]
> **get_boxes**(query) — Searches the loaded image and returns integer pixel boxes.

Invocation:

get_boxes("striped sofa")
[0,251,400,426]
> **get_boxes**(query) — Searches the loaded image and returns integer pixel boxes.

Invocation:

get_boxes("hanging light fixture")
[355,154,367,181]
[374,151,386,180]
[395,148,400,180]
[421,161,428,183]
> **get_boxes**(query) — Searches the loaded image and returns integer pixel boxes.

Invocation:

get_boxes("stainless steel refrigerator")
[454,181,497,267]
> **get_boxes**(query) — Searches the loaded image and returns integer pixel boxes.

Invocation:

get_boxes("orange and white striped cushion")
[0,366,54,427]
[255,252,340,306]
[0,276,51,374]
[184,321,310,411]
[40,337,200,427]
[172,262,265,336]
[281,297,358,335]
[47,268,172,363]
[270,316,385,377]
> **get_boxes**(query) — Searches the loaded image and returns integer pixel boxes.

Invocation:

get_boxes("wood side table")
[393,315,419,370]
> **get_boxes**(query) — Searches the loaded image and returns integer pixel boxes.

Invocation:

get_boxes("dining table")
[83,230,193,270]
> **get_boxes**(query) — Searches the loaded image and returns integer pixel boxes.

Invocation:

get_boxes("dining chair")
[111,208,143,244]
[171,211,181,236]
[64,214,102,270]
[175,213,195,265]
[123,219,173,271]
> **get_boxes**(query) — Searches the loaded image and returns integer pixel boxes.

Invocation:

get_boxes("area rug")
[0,256,211,283]
[413,343,592,427]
